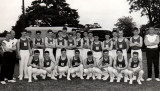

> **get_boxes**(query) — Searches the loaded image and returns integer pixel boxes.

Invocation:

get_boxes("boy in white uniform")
[66,33,76,58]
[76,31,83,58]
[102,34,113,56]
[130,28,143,60]
[33,31,45,59]
[116,30,129,60]
[82,31,90,61]
[56,31,67,60]
[67,50,84,80]
[17,30,32,80]
[98,50,114,82]
[56,48,70,79]
[27,50,46,82]
[84,51,102,80]
[111,30,118,59]
[42,51,57,80]
[112,49,129,82]
[91,34,102,63]
[45,30,56,59]
[128,52,144,85]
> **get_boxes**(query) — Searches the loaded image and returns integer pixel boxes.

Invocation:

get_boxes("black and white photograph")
[0,0,160,91]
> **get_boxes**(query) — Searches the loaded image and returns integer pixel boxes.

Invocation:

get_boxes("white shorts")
[111,50,117,59]
[44,66,52,72]
[128,68,144,75]
[112,68,129,74]
[82,49,90,60]
[84,67,101,74]
[66,49,75,58]
[56,48,61,61]
[93,51,102,63]
[58,66,69,73]
[103,67,114,72]
[69,64,83,73]
[28,67,46,75]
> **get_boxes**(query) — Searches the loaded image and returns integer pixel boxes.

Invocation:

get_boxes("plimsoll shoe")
[124,78,128,83]
[1,81,6,84]
[110,78,114,82]
[92,76,96,80]
[137,80,142,85]
[129,80,133,84]
[155,78,160,81]
[80,77,84,80]
[8,80,16,83]
[67,78,71,81]
[141,78,144,81]
[146,78,152,81]
[33,75,38,80]
[71,74,76,78]
[28,80,32,83]
[132,76,136,80]
[51,77,57,80]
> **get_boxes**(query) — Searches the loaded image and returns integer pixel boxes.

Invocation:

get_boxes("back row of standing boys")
[0,27,159,85]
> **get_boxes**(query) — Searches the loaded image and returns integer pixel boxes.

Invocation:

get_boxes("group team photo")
[1,0,160,91]
[0,26,159,85]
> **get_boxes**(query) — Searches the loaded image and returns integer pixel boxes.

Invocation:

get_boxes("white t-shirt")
[10,38,17,46]
[146,34,158,48]
[2,40,13,52]
[10,38,17,50]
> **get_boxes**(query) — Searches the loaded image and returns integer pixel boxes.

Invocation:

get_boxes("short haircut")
[149,27,155,30]
[133,52,138,55]
[103,50,109,53]
[133,27,138,32]
[87,51,93,56]
[105,33,110,36]
[27,31,31,34]
[44,51,49,54]
[117,49,123,53]
[47,30,53,33]
[63,27,67,30]
[22,29,27,33]
[94,33,99,37]
[76,31,81,34]
[5,32,11,36]
[88,31,93,34]
[68,33,73,36]
[61,48,66,52]
[83,31,88,33]
[75,49,80,53]
[72,29,76,31]
[34,50,40,54]
[36,30,41,34]
[58,30,62,33]
[118,30,123,33]
[112,30,117,33]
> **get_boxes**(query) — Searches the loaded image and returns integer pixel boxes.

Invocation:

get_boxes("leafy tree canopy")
[115,16,136,37]
[13,0,79,38]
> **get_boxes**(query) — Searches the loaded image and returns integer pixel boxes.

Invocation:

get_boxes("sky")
[0,0,148,33]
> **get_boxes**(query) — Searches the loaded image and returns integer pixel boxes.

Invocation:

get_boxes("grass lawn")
[0,52,160,91]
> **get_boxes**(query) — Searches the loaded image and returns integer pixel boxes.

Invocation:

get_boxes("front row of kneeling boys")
[28,48,144,85]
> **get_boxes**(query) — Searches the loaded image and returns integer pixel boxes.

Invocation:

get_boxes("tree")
[127,0,160,27]
[13,0,79,38]
[115,16,136,37]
